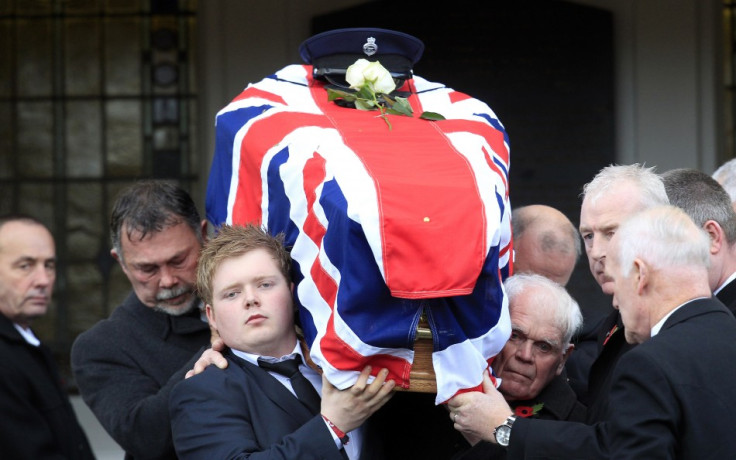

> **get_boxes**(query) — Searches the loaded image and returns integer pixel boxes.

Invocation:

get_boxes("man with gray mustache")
[71,180,212,460]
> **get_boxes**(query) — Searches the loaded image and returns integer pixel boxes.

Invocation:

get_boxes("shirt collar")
[232,340,302,365]
[13,323,40,346]
[715,272,736,295]
[650,297,708,337]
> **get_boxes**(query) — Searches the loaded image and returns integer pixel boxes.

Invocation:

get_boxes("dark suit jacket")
[564,311,604,402]
[0,314,95,460]
[716,277,736,315]
[169,350,369,459]
[508,298,736,459]
[71,292,210,459]
[584,309,635,423]
[371,390,470,460]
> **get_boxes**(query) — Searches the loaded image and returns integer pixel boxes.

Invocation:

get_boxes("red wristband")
[322,415,350,445]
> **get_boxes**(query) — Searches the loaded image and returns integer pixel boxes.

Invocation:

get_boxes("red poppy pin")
[514,403,544,418]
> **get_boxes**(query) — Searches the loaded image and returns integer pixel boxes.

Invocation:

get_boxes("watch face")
[496,424,512,447]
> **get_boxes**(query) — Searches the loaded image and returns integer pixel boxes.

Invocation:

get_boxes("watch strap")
[493,413,517,446]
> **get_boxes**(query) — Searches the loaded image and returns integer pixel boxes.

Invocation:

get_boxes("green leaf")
[354,99,376,111]
[381,94,396,106]
[390,97,413,117]
[385,107,411,117]
[326,88,356,102]
[327,92,345,102]
[419,111,446,121]
[531,403,544,414]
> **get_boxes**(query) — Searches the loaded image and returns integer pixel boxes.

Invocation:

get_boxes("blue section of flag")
[206,105,275,225]
[318,179,422,349]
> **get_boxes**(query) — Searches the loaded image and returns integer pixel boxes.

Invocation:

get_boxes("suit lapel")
[596,310,623,351]
[662,298,731,332]
[716,279,736,316]
[227,350,317,420]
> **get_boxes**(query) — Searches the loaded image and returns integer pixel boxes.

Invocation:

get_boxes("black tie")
[258,355,321,415]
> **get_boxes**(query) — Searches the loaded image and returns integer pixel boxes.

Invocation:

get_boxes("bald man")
[512,205,580,286]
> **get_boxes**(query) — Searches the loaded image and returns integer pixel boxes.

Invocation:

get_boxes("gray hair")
[615,205,710,276]
[713,158,736,202]
[582,164,669,209]
[503,273,583,346]
[110,180,203,259]
[661,168,736,243]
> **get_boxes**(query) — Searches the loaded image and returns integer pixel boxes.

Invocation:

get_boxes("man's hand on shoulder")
[185,337,228,379]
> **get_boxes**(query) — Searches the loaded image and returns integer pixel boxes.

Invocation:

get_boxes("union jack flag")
[206,64,512,403]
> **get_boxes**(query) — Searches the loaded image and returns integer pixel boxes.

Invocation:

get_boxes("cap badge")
[363,37,377,56]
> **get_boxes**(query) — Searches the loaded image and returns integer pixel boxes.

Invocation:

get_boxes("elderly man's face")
[113,221,204,316]
[492,287,571,401]
[606,235,650,344]
[580,183,648,295]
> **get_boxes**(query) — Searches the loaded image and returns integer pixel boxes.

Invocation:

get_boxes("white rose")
[363,61,395,94]
[345,59,371,90]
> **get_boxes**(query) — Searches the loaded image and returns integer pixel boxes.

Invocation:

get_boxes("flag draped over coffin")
[206,64,512,404]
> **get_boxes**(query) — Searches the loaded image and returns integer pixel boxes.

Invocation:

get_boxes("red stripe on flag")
[441,119,510,165]
[502,219,513,276]
[310,81,487,299]
[481,146,509,198]
[438,383,483,405]
[232,111,332,225]
[232,87,287,105]
[449,91,473,104]
[301,155,338,306]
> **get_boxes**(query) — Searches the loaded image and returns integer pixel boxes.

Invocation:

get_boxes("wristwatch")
[493,414,517,447]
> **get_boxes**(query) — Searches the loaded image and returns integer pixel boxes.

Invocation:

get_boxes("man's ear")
[290,282,298,312]
[633,258,649,295]
[205,304,216,329]
[199,220,209,242]
[556,344,574,375]
[110,248,128,273]
[703,220,724,255]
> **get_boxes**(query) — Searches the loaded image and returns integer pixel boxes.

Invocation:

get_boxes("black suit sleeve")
[508,349,679,459]
[0,360,70,460]
[72,329,206,459]
[169,368,344,460]
[603,348,679,458]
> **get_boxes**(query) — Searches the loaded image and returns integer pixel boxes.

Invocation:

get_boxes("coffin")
[205,64,512,403]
